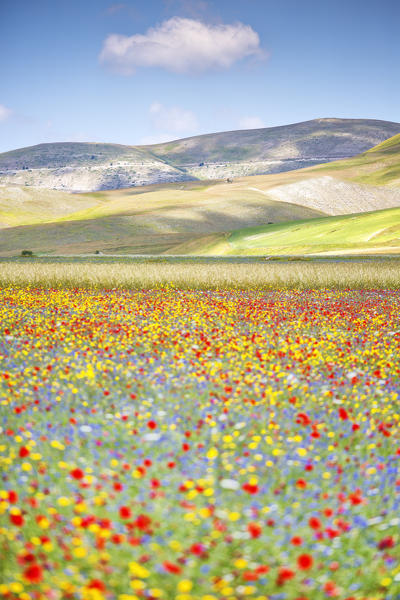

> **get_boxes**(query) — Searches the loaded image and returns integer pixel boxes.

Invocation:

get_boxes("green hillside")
[1,132,400,256]
[306,133,400,186]
[191,207,400,256]
[0,191,320,256]
[0,186,98,228]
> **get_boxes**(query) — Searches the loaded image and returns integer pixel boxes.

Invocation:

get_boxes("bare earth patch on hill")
[264,176,400,215]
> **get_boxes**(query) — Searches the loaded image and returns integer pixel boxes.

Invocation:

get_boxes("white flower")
[143,433,161,442]
[220,479,239,490]
[80,425,92,433]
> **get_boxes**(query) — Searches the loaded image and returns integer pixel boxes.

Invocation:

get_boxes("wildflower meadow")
[0,287,399,600]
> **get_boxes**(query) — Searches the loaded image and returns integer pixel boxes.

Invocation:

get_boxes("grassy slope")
[0,186,99,228]
[1,133,399,256]
[304,133,400,186]
[193,207,400,256]
[0,187,320,256]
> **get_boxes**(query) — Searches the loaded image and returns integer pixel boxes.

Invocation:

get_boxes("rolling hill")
[0,191,321,256]
[307,131,400,187]
[188,207,400,256]
[147,118,400,180]
[0,118,399,192]
[0,185,98,228]
[0,130,400,256]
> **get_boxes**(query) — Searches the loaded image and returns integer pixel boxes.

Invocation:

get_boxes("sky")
[0,0,399,152]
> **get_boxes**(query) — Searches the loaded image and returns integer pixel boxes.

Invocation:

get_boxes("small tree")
[21,250,34,257]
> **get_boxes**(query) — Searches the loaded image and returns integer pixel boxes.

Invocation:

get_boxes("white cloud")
[238,116,265,129]
[149,101,198,134]
[0,105,12,121]
[99,17,264,75]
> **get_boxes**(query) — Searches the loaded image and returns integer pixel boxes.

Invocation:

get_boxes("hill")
[0,189,321,256]
[1,131,400,256]
[208,132,400,216]
[183,207,400,256]
[0,118,399,192]
[0,185,98,228]
[0,142,191,192]
[306,132,400,187]
[147,118,400,180]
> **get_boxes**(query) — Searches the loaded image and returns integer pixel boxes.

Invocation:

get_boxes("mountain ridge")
[1,118,399,192]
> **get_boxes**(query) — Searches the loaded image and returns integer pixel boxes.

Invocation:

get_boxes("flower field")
[0,287,399,600]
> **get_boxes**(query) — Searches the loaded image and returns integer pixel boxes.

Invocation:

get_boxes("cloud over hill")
[100,17,264,75]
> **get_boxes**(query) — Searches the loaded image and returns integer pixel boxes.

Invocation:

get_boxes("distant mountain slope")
[148,118,400,179]
[0,118,399,192]
[182,207,400,256]
[0,142,191,192]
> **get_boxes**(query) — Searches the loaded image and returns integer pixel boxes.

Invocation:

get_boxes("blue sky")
[0,0,399,152]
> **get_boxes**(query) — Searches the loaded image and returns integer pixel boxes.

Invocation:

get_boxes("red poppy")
[119,506,131,519]
[308,517,322,530]
[8,490,18,503]
[88,579,106,591]
[247,522,262,538]
[19,446,30,458]
[291,536,303,546]
[297,553,313,570]
[190,543,205,556]
[70,468,84,480]
[163,561,182,574]
[378,536,395,550]
[23,564,43,583]
[242,483,259,495]
[255,565,269,574]
[135,514,151,530]
[277,567,295,585]
[147,420,157,429]
[10,513,24,526]
[18,552,36,565]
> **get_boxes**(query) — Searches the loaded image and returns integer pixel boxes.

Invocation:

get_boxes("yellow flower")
[177,580,193,593]
[129,561,150,578]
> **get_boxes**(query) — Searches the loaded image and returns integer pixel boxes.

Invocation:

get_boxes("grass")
[193,207,400,256]
[0,186,97,227]
[1,134,399,256]
[0,189,320,256]
[0,260,400,289]
[307,133,400,186]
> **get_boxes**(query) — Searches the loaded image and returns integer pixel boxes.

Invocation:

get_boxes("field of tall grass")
[0,260,399,289]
